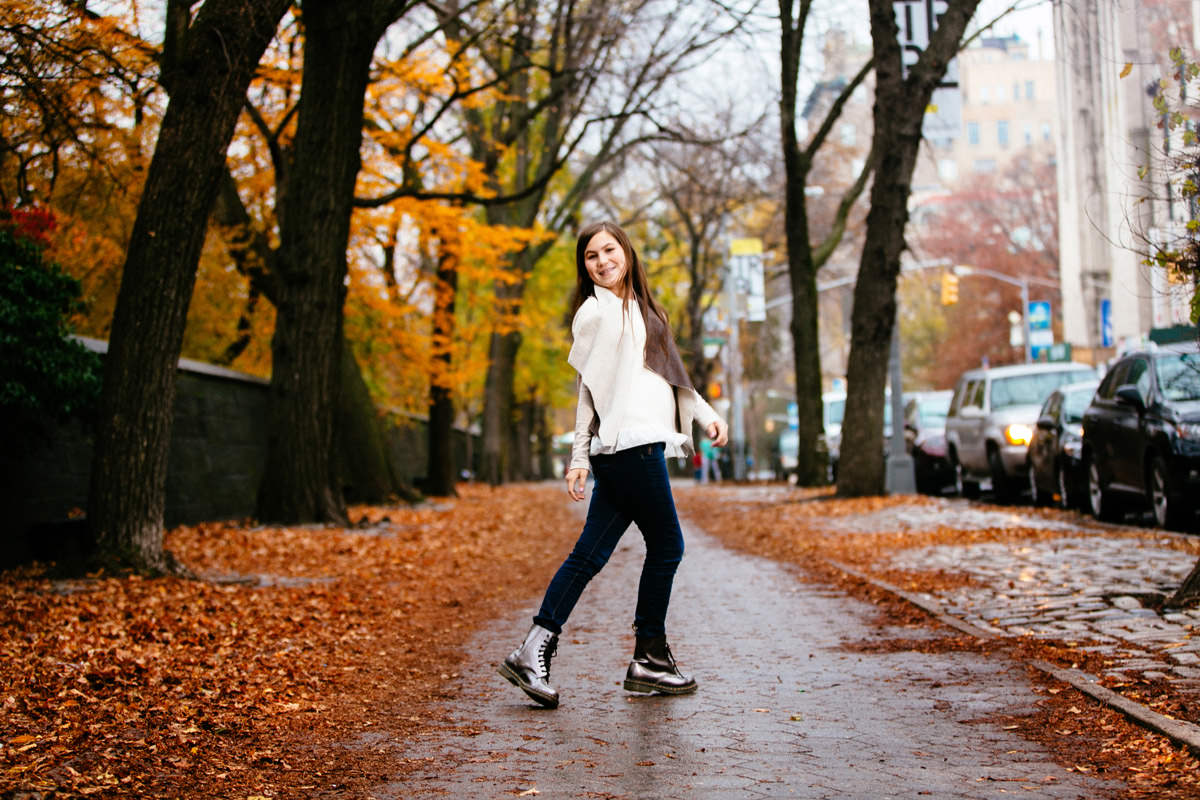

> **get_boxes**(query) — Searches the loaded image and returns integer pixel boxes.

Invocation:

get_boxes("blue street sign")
[1100,298,1113,347]
[1028,301,1051,330]
[1028,300,1052,359]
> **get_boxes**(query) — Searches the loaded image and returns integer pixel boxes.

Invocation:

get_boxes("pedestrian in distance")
[499,221,728,709]
[707,441,723,483]
[699,436,714,483]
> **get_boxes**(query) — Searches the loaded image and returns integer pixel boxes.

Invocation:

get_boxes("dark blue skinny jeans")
[534,442,684,639]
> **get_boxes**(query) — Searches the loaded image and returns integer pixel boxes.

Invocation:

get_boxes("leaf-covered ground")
[1,484,581,798]
[7,482,1200,797]
[674,485,1200,799]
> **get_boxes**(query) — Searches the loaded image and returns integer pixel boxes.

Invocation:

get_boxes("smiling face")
[582,230,628,294]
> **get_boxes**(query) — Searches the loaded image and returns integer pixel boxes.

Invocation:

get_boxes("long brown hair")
[570,221,669,334]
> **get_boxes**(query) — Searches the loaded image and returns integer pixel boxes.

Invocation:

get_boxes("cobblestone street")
[844,501,1200,697]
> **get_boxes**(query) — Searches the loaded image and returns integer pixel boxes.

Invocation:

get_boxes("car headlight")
[1004,423,1034,446]
[1176,422,1200,441]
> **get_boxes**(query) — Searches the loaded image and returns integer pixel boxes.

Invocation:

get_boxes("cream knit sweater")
[567,287,720,473]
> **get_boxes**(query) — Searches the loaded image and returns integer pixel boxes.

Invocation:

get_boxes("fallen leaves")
[0,484,582,798]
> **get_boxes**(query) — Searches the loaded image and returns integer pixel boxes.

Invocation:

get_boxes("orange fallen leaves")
[1,483,580,797]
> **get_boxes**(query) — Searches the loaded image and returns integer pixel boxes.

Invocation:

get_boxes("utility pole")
[724,239,764,482]
[725,263,745,481]
[885,308,915,493]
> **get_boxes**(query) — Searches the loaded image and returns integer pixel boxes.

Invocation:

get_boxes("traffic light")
[940,271,959,305]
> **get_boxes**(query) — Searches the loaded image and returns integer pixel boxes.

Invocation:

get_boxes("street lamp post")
[725,259,745,481]
[952,265,1058,363]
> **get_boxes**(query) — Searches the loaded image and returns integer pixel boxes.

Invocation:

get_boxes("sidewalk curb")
[825,559,1200,756]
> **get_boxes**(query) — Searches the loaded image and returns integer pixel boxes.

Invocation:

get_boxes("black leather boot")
[498,624,560,708]
[623,635,697,695]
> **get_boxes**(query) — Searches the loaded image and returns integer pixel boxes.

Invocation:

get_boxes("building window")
[967,121,980,145]
[973,159,997,173]
[997,120,1010,148]
[1041,122,1052,142]
[1013,81,1021,102]
[1025,80,1035,101]
[1024,122,1033,145]
[980,86,990,104]
[995,84,1005,102]
[839,122,856,146]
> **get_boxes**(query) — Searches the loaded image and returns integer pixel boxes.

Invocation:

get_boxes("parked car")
[818,391,846,482]
[819,389,896,483]
[778,390,893,484]
[944,362,1098,502]
[904,390,954,495]
[1027,380,1099,509]
[1081,346,1200,529]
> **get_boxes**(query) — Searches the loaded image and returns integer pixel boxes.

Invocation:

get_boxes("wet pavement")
[380,501,1117,799]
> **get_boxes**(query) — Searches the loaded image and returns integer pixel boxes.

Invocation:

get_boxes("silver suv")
[945,362,1097,502]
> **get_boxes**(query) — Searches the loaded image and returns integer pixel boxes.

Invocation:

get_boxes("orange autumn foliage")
[5,3,570,419]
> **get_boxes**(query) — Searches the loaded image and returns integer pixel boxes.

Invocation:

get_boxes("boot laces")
[537,637,557,677]
[661,642,677,669]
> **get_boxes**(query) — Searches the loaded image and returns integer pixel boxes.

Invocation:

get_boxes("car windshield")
[990,370,1094,410]
[1062,387,1095,423]
[1155,352,1200,402]
[822,396,892,427]
[919,395,951,425]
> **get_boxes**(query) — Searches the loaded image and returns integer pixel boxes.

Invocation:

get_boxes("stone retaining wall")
[1,339,476,567]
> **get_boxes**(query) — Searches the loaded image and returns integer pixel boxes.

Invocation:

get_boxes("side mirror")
[1036,413,1057,431]
[1115,384,1145,411]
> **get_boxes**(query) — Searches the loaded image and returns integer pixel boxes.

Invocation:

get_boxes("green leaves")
[0,214,102,428]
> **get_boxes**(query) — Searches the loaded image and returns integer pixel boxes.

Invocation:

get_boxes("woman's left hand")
[707,419,728,447]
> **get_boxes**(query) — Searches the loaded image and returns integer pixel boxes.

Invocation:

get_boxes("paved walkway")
[379,505,1116,799]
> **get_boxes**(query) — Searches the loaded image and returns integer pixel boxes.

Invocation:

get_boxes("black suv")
[1081,347,1200,529]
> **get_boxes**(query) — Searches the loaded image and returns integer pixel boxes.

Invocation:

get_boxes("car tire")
[1027,460,1043,506]
[1055,463,1072,510]
[989,448,1012,504]
[952,452,979,499]
[913,459,929,495]
[1149,455,1190,531]
[1087,456,1122,522]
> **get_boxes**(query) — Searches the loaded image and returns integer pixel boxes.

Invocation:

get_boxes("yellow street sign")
[730,238,763,256]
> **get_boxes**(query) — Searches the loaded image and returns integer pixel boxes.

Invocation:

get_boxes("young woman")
[498,221,728,709]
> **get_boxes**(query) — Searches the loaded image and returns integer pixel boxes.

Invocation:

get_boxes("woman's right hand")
[565,468,589,501]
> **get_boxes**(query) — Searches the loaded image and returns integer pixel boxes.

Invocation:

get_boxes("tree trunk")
[88,0,289,573]
[256,0,383,524]
[684,269,716,395]
[426,234,459,497]
[837,0,981,497]
[1171,556,1200,606]
[513,396,536,480]
[786,221,825,486]
[336,338,414,504]
[779,0,851,487]
[536,401,554,480]
[480,316,522,485]
[480,242,534,486]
